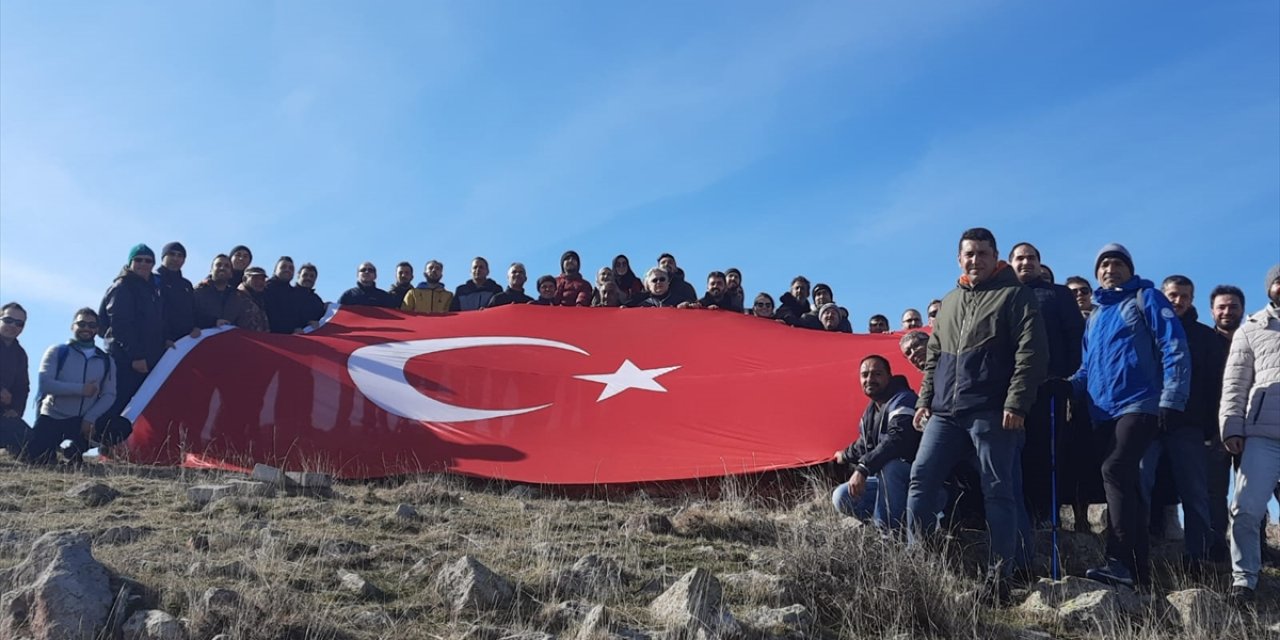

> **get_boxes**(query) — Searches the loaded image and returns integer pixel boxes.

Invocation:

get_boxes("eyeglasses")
[0,317,25,327]
[133,257,155,264]
[651,278,668,283]
[755,302,774,308]
[74,321,99,329]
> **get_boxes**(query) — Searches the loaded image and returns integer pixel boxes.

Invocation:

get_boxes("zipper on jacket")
[951,290,974,408]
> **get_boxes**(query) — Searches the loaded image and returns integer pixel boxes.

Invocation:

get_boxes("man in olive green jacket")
[906,227,1049,604]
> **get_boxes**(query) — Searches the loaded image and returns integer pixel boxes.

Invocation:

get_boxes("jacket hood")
[1094,275,1154,305]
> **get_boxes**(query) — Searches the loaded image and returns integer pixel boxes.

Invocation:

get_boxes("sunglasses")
[755,302,774,308]
[651,277,668,283]
[1,316,25,327]
[74,321,99,329]
[133,257,155,264]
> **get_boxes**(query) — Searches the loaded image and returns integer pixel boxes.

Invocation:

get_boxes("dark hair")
[869,314,889,323]
[2,302,27,315]
[1209,284,1245,309]
[790,276,810,288]
[276,256,294,266]
[958,227,998,254]
[707,271,726,281]
[1009,242,1040,261]
[298,263,317,275]
[396,261,413,270]
[1040,265,1055,282]
[472,256,488,267]
[658,253,675,263]
[928,298,942,307]
[900,330,929,348]
[230,245,252,257]
[754,292,774,305]
[1162,274,1194,292]
[860,354,892,374]
[74,307,98,320]
[1065,275,1091,289]
[210,254,231,267]
[536,275,557,289]
[726,267,741,277]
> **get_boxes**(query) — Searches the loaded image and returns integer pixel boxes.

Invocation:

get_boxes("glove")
[1159,408,1184,432]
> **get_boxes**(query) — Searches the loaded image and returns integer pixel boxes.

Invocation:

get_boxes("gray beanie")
[818,302,839,316]
[1095,242,1134,275]
[1267,263,1280,293]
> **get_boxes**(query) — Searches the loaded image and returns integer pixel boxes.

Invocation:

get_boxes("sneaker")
[1228,585,1255,610]
[1085,559,1135,588]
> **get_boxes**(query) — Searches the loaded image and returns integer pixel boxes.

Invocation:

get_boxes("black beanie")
[161,241,187,257]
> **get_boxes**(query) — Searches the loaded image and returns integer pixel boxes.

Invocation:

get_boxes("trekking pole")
[1050,392,1061,580]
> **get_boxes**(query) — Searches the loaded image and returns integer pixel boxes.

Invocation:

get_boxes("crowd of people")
[0,230,1277,610]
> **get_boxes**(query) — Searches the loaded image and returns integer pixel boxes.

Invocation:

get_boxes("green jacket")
[918,264,1049,417]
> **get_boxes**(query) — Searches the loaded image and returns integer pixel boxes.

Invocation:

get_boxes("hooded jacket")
[402,282,453,313]
[1220,304,1280,442]
[37,342,116,424]
[775,292,811,326]
[0,338,28,414]
[154,266,196,342]
[1070,276,1189,421]
[295,286,326,326]
[388,281,414,305]
[488,288,534,307]
[919,263,1049,418]
[841,375,921,475]
[666,268,698,307]
[339,283,399,308]
[263,276,300,334]
[99,271,166,367]
[194,279,255,328]
[451,279,503,311]
[1023,279,1085,379]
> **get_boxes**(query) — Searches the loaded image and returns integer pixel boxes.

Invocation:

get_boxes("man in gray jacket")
[27,308,117,463]
[1222,263,1280,607]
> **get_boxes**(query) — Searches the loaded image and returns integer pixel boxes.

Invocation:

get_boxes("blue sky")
[2,1,1278,421]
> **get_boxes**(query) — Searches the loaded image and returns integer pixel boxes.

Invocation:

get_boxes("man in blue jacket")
[1071,243,1189,588]
[832,355,922,532]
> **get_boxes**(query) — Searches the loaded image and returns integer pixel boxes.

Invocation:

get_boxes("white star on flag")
[574,359,681,402]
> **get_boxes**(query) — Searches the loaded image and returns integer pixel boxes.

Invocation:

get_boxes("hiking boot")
[1228,585,1255,611]
[1085,559,1135,588]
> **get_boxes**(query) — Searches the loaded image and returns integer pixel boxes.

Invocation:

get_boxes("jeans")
[1230,436,1280,590]
[907,410,1026,578]
[832,458,912,531]
[1098,413,1158,580]
[1206,440,1232,557]
[1139,425,1214,560]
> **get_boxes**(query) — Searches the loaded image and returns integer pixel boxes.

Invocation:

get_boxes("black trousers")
[27,415,84,463]
[1022,379,1071,523]
[1097,413,1159,579]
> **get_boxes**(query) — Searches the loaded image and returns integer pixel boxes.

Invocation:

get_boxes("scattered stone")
[352,608,393,629]
[504,633,554,640]
[542,600,592,633]
[505,484,543,500]
[1014,630,1056,640]
[187,560,257,580]
[0,531,114,640]
[200,587,241,610]
[338,569,385,600]
[575,604,612,639]
[122,609,186,640]
[648,567,729,634]
[1020,576,1140,619]
[96,526,148,545]
[394,483,463,505]
[330,515,364,526]
[66,481,121,507]
[623,513,674,535]
[555,554,625,599]
[720,570,789,603]
[1165,588,1225,630]
[1056,589,1133,634]
[742,604,811,636]
[285,471,332,489]
[394,503,419,520]
[250,463,289,485]
[185,534,209,552]
[459,623,506,640]
[671,505,778,545]
[186,484,236,506]
[226,479,276,498]
[433,555,516,612]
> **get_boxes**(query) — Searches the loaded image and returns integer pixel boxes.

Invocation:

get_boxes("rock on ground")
[648,567,735,635]
[0,531,114,640]
[65,481,120,507]
[1165,588,1226,630]
[338,569,385,600]
[433,555,516,613]
[555,554,625,600]
[122,609,186,640]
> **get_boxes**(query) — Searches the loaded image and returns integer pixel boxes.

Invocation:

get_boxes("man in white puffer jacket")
[1222,263,1280,607]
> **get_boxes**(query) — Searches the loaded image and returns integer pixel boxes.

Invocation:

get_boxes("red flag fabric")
[123,305,921,484]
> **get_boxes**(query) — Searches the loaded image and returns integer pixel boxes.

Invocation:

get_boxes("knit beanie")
[1094,243,1134,275]
[812,283,833,298]
[560,250,580,271]
[818,302,839,316]
[1267,263,1280,293]
[128,243,155,263]
[230,245,252,259]
[161,241,187,256]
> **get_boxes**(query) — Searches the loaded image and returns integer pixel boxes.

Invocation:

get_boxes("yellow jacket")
[402,285,454,314]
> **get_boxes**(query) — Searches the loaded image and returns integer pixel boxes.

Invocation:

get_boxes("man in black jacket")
[696,271,744,312]
[489,263,534,307]
[1206,284,1245,560]
[776,276,811,325]
[98,244,166,440]
[832,355,923,532]
[1143,275,1222,566]
[339,262,398,308]
[389,261,415,303]
[657,253,698,307]
[294,263,326,331]
[451,257,503,311]
[263,257,300,334]
[155,242,199,344]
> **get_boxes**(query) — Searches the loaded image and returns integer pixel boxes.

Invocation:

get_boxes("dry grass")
[0,457,1275,639]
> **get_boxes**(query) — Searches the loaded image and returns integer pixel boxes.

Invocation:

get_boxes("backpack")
[33,344,112,409]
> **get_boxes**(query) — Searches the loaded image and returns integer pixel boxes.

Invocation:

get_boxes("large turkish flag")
[123,305,920,484]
